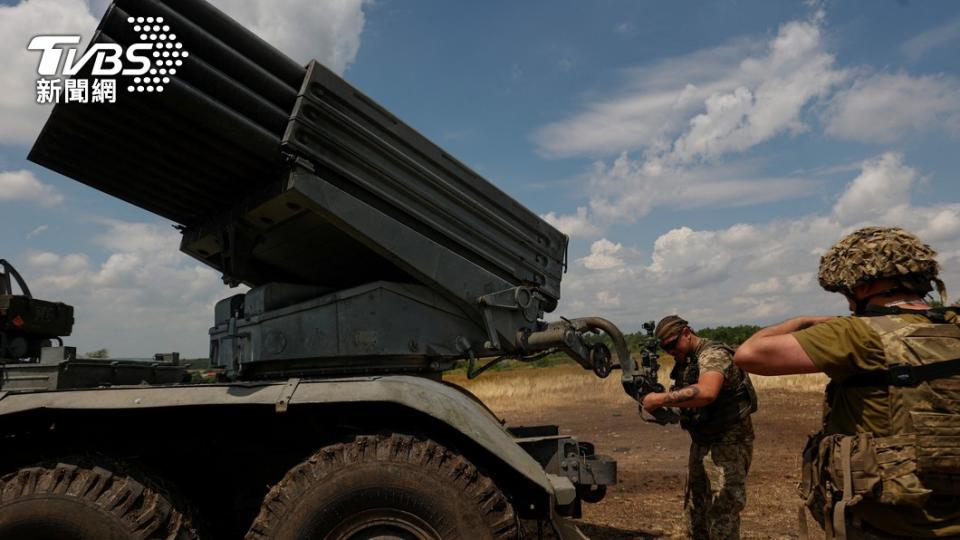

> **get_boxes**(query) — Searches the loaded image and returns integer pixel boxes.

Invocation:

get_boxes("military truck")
[0,1,653,537]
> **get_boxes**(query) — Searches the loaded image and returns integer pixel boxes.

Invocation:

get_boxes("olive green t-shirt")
[793,314,960,538]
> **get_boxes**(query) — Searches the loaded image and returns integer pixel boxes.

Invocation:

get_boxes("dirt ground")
[478,379,826,539]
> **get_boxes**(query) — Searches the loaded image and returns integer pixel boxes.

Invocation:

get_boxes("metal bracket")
[545,473,577,506]
[217,222,260,287]
[275,377,301,413]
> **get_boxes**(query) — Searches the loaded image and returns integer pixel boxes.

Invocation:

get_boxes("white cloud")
[832,152,917,226]
[901,16,960,61]
[534,14,844,161]
[533,40,759,158]
[670,18,844,162]
[0,169,63,206]
[541,206,600,237]
[209,0,366,72]
[555,154,960,329]
[646,226,736,287]
[534,13,837,225]
[594,290,621,308]
[25,250,60,267]
[18,219,237,357]
[585,153,818,223]
[26,224,48,238]
[532,11,960,233]
[786,272,815,293]
[578,238,624,270]
[745,277,780,295]
[0,0,97,145]
[824,72,960,143]
[93,220,181,257]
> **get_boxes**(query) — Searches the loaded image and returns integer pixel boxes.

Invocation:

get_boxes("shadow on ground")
[578,522,661,539]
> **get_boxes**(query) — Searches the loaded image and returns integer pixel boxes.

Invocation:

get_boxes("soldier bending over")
[643,316,758,540]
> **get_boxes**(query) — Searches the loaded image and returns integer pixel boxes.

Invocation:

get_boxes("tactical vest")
[799,309,960,539]
[672,340,758,439]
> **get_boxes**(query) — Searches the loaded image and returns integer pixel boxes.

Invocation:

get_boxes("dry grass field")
[446,355,827,412]
[445,358,829,539]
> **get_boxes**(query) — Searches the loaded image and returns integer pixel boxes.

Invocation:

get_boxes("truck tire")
[0,459,198,540]
[247,433,518,540]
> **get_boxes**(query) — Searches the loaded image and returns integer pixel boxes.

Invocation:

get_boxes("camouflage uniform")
[676,341,756,540]
[790,226,960,538]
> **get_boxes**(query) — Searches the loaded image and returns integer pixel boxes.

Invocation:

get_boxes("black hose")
[575,317,635,377]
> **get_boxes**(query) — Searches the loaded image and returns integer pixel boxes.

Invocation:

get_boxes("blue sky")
[2,0,960,357]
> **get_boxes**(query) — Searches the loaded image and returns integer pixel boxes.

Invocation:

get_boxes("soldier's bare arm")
[734,316,833,375]
[642,371,723,411]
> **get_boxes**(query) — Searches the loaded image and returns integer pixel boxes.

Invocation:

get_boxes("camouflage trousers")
[684,431,753,540]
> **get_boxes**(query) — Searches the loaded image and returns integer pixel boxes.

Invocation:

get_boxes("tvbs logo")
[28,16,189,104]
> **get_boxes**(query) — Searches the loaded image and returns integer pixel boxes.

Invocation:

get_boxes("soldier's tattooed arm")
[641,372,723,411]
[663,386,700,404]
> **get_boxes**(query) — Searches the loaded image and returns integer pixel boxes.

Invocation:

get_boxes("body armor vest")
[671,340,757,437]
[800,308,960,539]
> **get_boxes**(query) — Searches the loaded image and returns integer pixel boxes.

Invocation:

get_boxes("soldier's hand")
[640,392,662,413]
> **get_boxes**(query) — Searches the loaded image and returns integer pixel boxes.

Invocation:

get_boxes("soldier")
[734,226,960,539]
[644,315,758,540]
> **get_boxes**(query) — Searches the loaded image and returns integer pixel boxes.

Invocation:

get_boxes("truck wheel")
[0,460,198,540]
[247,434,518,540]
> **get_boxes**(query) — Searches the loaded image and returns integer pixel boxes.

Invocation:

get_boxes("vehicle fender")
[0,375,564,498]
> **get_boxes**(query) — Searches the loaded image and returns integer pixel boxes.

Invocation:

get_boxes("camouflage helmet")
[655,315,688,343]
[818,226,946,301]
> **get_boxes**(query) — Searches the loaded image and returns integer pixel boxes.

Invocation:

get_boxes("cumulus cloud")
[18,219,237,357]
[555,154,960,329]
[541,206,600,237]
[578,239,624,270]
[535,12,838,225]
[535,14,844,161]
[533,39,761,158]
[646,226,737,287]
[209,0,366,71]
[832,152,916,226]
[0,169,63,206]
[594,290,621,308]
[93,220,181,257]
[586,154,818,223]
[824,73,960,143]
[533,9,960,232]
[745,277,780,295]
[670,18,844,162]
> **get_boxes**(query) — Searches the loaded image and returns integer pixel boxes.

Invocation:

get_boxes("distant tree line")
[618,324,762,352]
[692,325,762,346]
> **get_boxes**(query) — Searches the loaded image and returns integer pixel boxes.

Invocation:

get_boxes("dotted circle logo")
[124,16,189,93]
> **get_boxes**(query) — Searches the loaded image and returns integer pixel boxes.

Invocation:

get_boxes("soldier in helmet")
[735,226,960,539]
[644,315,758,540]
